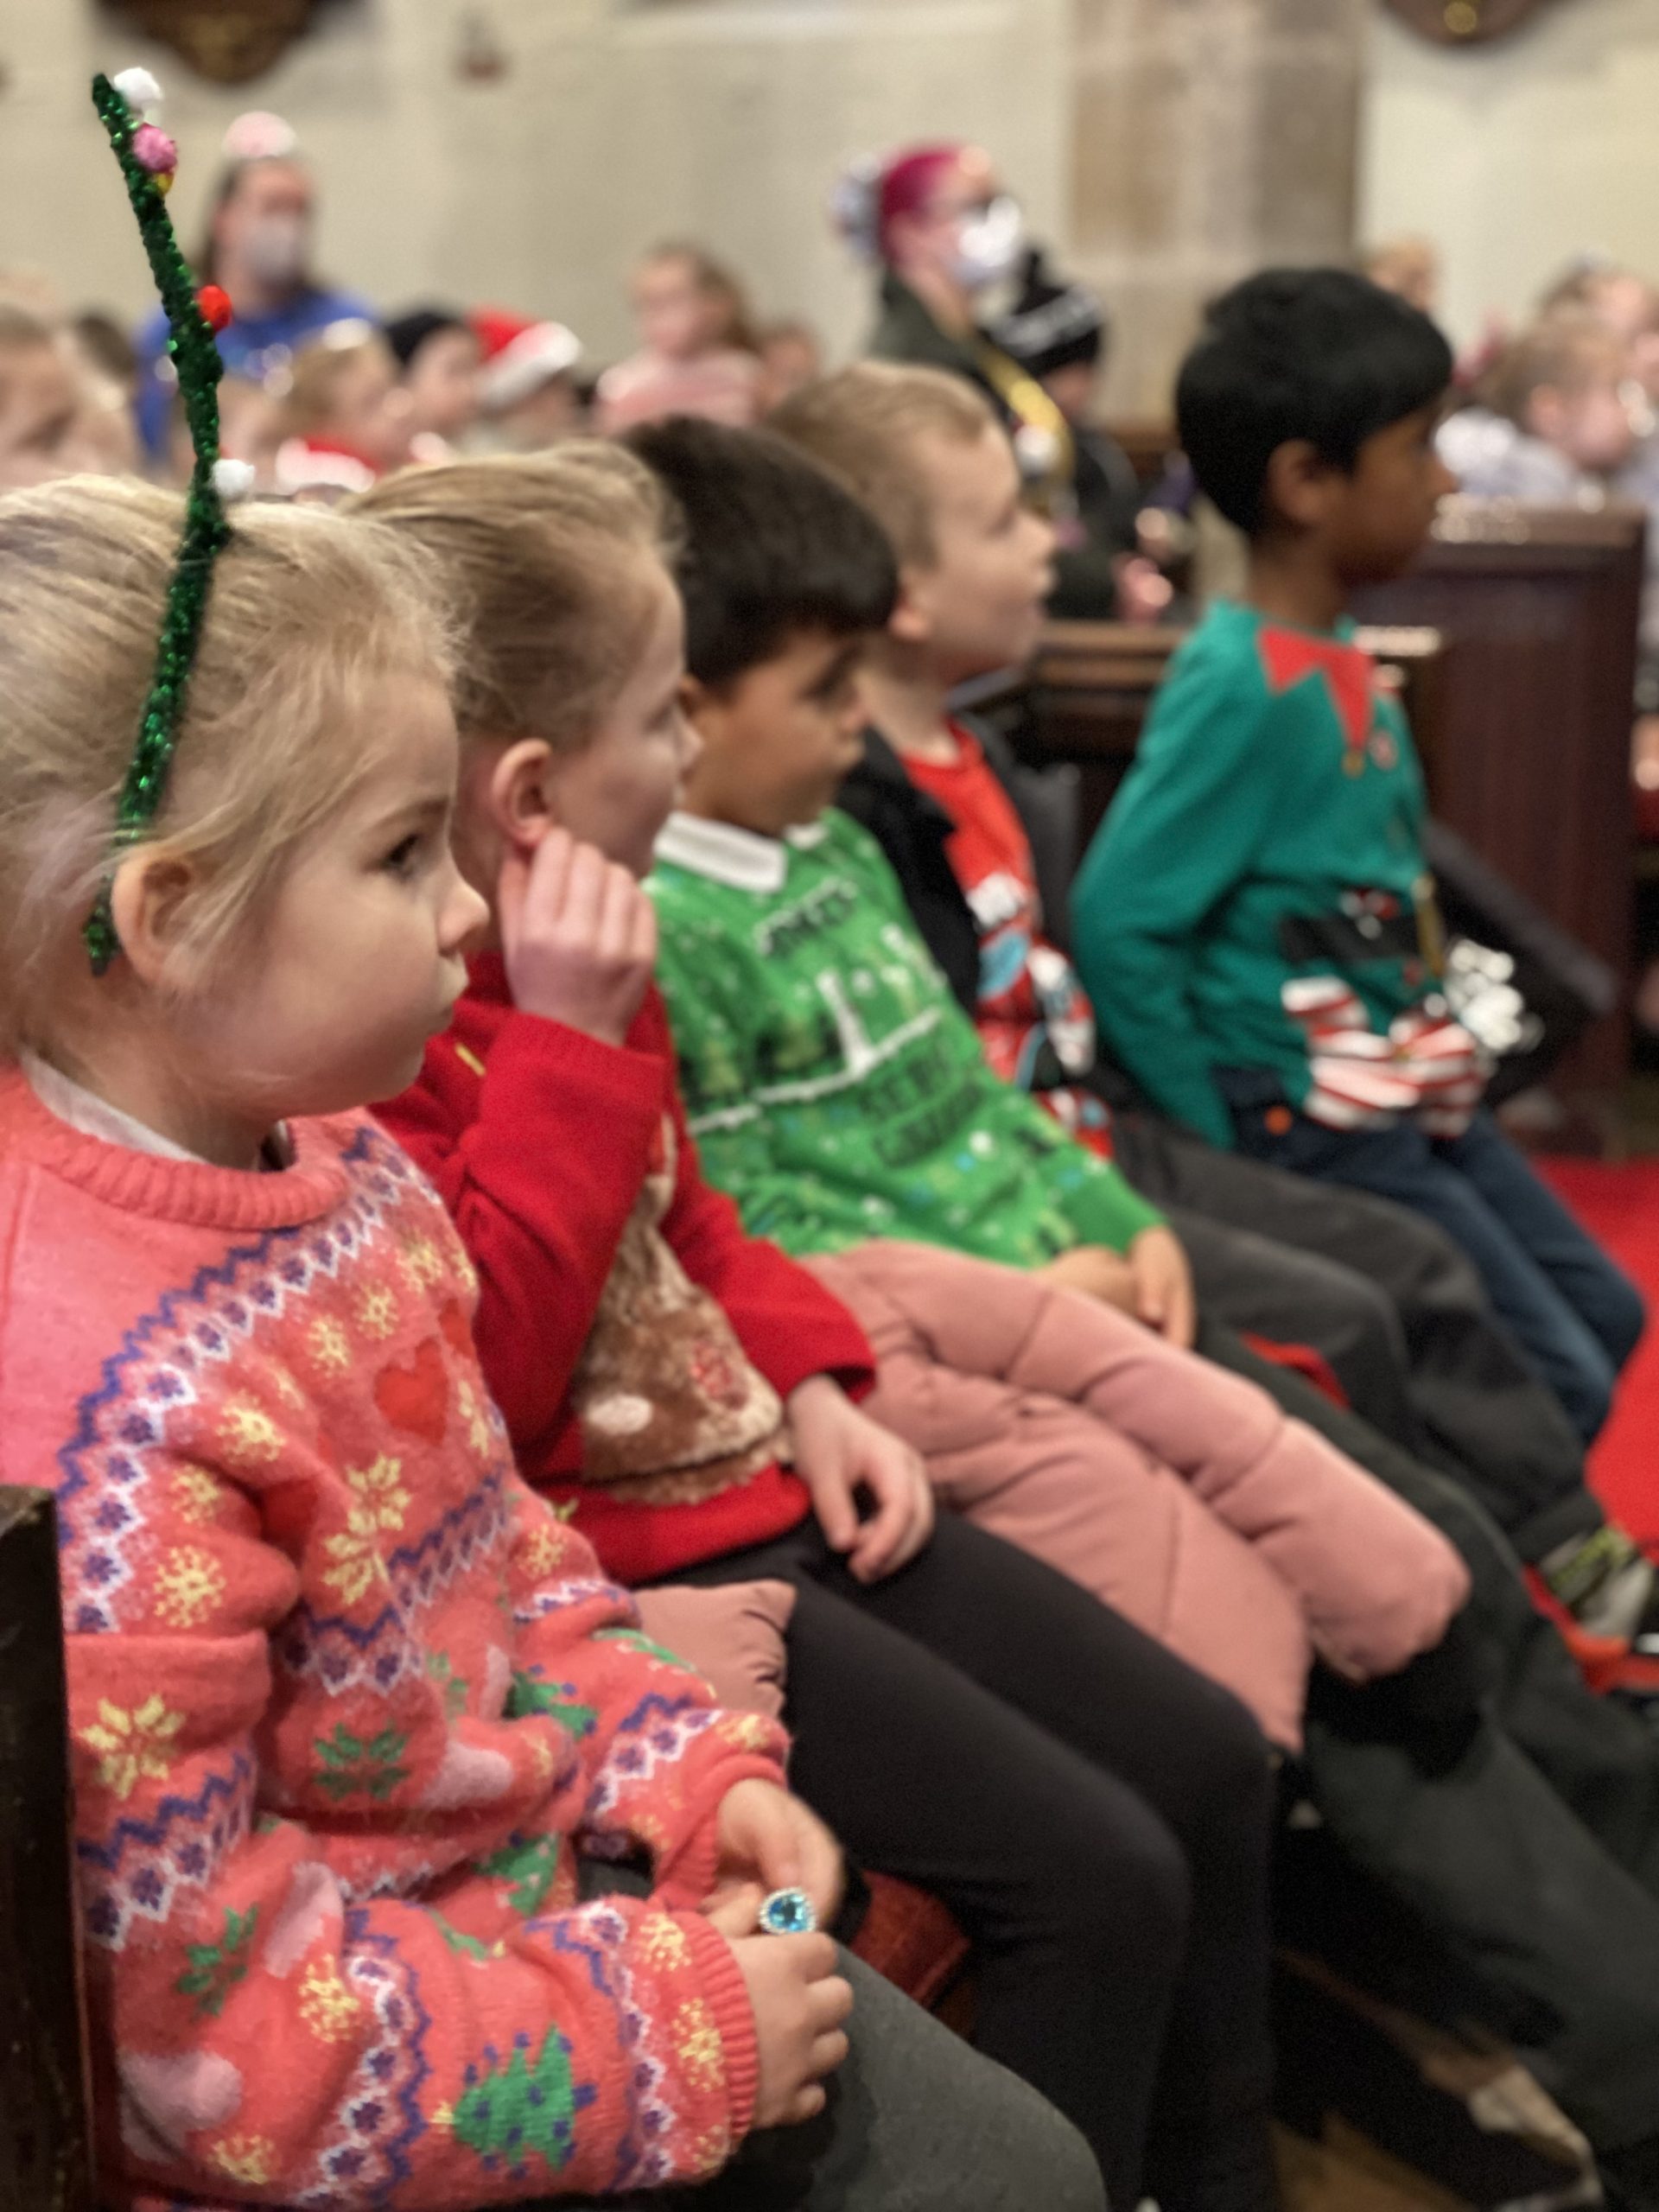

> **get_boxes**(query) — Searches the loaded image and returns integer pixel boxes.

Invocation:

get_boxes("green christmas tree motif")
[448,2025,595,2177]
[432,1913,502,1962]
[592,1624,702,1676]
[478,1830,561,1916]
[505,1668,598,1737]
[311,1721,410,1802]
[174,1904,259,2018]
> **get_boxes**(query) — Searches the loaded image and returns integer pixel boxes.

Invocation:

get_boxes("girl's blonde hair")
[0,474,452,1054]
[349,445,677,753]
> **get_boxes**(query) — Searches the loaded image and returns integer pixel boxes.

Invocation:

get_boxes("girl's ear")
[107,847,200,988]
[486,738,558,854]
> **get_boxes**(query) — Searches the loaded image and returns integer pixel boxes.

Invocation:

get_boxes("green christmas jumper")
[647,810,1165,1267]
[1071,601,1436,1150]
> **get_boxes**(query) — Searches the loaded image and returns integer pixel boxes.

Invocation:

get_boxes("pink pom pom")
[131,124,178,177]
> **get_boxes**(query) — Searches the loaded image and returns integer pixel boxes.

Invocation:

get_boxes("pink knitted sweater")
[0,1066,785,2209]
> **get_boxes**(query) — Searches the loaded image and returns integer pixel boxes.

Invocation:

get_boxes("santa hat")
[473,308,582,411]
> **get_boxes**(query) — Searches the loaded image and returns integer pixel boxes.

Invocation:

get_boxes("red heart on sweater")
[373,1338,449,1445]
[436,1298,473,1360]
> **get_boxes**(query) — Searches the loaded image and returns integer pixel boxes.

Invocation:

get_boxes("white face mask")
[951,197,1025,294]
[240,212,308,287]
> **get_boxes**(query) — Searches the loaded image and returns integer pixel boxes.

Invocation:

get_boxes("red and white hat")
[473,308,582,411]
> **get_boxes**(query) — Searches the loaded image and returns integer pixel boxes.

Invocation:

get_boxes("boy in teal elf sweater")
[1072,269,1645,1459]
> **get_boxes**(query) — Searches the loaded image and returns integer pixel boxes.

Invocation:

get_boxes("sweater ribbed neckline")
[0,1064,354,1230]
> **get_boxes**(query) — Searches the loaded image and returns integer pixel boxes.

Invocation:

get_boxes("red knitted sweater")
[379,960,874,1583]
[0,1066,785,2209]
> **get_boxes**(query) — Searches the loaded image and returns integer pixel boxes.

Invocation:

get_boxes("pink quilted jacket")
[808,1242,1471,1751]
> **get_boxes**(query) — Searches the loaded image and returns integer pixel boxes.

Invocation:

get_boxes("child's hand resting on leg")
[1039,1229,1197,1349]
[788,1374,935,1584]
[499,824,658,1046]
[725,1929,854,2128]
[701,1777,852,2128]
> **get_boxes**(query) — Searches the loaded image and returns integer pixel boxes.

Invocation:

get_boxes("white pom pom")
[212,458,256,505]
[111,67,163,115]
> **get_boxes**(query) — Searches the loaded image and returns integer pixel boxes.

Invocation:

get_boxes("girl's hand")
[703,1777,843,1936]
[1128,1225,1197,1349]
[498,826,657,1045]
[1036,1243,1138,1314]
[788,1376,935,1584]
[725,1929,852,2130]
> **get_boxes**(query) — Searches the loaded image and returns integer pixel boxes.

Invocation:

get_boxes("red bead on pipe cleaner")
[196,283,233,333]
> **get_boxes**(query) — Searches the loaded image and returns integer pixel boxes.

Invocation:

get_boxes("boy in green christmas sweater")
[1072,269,1645,1456]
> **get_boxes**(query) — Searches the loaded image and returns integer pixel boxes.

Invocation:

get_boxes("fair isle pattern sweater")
[646,810,1163,1268]
[0,1067,785,2211]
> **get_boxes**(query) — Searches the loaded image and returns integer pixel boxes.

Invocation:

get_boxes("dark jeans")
[1203,1319,1659,2153]
[542,1951,1105,2212]
[658,1513,1278,2212]
[1113,1114,1604,1562]
[1224,1092,1645,1447]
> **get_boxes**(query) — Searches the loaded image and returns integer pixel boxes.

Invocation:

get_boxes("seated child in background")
[772,359,1653,1643]
[274,315,416,497]
[0,298,111,487]
[595,241,763,435]
[1072,270,1647,1468]
[613,412,1659,2195]
[1439,307,1639,501]
[359,448,1309,2212]
[473,308,589,454]
[988,248,1172,623]
[385,303,483,459]
[0,474,1104,2212]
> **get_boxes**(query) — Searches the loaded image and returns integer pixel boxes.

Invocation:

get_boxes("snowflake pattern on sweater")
[0,1069,784,2210]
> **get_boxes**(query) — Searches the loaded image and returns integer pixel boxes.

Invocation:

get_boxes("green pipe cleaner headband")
[85,70,255,975]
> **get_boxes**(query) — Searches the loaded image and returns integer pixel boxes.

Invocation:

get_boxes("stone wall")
[1071,0,1370,415]
[0,0,1071,372]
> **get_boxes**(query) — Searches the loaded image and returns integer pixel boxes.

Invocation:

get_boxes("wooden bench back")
[0,1486,97,2212]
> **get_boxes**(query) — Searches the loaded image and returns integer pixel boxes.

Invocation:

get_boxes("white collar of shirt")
[20,1050,291,1169]
[652,812,826,893]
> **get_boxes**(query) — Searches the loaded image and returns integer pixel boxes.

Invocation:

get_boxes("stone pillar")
[1068,0,1370,416]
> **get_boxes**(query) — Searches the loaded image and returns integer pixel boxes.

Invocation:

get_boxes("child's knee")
[959,2071,1108,2212]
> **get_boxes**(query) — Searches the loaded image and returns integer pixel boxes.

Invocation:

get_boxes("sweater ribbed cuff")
[682,1910,762,2145]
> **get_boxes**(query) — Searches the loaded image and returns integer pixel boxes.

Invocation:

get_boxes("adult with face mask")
[835,142,1073,514]
[133,110,375,459]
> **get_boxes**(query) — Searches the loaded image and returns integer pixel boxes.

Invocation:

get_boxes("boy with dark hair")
[630,409,1659,2205]
[1073,270,1644,1474]
[771,359,1657,1654]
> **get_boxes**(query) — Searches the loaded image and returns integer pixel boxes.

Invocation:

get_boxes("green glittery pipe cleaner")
[85,71,233,974]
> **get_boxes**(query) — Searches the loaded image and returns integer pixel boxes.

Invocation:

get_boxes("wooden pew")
[0,1486,96,2212]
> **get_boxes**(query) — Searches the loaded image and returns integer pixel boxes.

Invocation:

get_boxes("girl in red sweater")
[0,474,1100,2212]
[357,448,1339,2212]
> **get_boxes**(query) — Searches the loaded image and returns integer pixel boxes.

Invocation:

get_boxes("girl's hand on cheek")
[499,827,658,1044]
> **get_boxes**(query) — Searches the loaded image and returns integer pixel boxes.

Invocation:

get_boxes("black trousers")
[1114,1114,1602,1562]
[660,1512,1279,2212]
[1202,1318,1659,2154]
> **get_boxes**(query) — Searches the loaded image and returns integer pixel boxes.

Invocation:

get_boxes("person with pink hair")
[836,143,1070,507]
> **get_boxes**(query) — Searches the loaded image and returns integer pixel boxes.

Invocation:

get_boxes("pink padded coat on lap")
[807,1241,1470,1751]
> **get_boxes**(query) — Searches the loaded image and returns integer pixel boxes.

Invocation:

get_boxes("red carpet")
[1537,1159,1659,1542]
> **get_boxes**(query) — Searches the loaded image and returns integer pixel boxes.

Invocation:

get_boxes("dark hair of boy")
[1177,267,1453,534]
[621,416,899,688]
